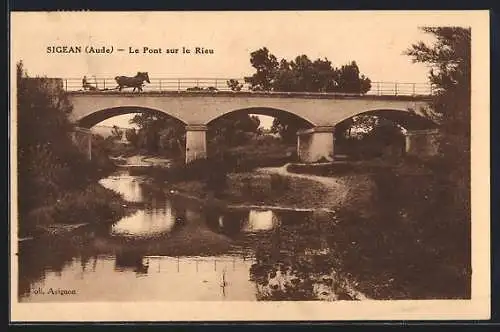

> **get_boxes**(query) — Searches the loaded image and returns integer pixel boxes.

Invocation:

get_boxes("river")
[17,166,470,302]
[18,168,369,302]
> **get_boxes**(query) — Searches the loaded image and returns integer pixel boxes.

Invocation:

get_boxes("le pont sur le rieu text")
[46,45,215,55]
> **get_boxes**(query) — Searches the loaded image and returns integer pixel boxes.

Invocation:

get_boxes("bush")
[18,183,127,236]
[52,184,125,224]
[330,168,471,299]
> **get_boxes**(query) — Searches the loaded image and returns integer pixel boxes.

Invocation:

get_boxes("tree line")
[242,47,371,94]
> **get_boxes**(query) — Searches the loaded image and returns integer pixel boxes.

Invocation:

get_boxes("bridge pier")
[71,127,92,160]
[297,126,335,163]
[185,125,208,163]
[404,128,440,158]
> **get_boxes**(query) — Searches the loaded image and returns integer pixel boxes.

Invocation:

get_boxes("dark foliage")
[16,62,124,236]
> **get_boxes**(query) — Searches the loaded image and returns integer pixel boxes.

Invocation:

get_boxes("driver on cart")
[82,76,96,91]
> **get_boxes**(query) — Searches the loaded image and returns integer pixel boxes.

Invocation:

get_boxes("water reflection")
[98,171,145,203]
[111,208,177,238]
[114,252,149,275]
[20,253,257,302]
[213,209,279,234]
[243,210,278,232]
[206,209,310,237]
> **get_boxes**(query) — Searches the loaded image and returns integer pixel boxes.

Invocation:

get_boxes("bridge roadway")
[66,90,438,163]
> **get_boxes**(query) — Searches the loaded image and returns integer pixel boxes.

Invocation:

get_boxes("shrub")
[51,184,125,225]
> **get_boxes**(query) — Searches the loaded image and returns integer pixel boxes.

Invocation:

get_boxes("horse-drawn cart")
[81,72,150,92]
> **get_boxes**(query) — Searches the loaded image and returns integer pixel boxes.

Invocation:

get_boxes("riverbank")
[20,182,140,239]
[112,154,173,168]
[164,169,352,212]
[151,162,380,217]
[24,154,174,239]
[135,155,433,213]
[285,157,436,177]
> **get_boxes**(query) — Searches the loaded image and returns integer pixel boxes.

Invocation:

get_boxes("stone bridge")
[66,91,438,163]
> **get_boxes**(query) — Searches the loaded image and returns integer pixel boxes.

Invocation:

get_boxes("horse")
[114,72,150,92]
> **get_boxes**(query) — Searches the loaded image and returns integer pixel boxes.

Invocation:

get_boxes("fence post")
[159,79,162,92]
[178,79,180,92]
[395,82,398,96]
[377,82,380,96]
[65,79,68,91]
[103,79,106,90]
[412,83,416,96]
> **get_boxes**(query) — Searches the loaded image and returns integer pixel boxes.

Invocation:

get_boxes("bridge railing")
[62,77,434,96]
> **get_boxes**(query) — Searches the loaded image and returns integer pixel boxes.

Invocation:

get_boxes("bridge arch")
[206,107,316,127]
[334,108,438,131]
[331,108,440,160]
[76,106,187,129]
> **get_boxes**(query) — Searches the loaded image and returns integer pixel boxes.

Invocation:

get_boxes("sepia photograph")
[10,10,490,321]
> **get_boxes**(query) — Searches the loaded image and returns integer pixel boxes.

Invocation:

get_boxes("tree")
[125,128,139,147]
[158,126,186,156]
[131,113,161,152]
[245,47,372,94]
[405,27,471,228]
[208,113,261,147]
[244,47,279,91]
[405,27,471,138]
[405,26,471,175]
[334,115,405,159]
[17,61,75,157]
[270,116,311,144]
[334,61,372,94]
[16,61,104,233]
[402,27,472,291]
[111,125,124,140]
[311,58,339,92]
[129,113,185,155]
[245,48,372,142]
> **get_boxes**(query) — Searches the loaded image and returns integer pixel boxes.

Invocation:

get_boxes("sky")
[11,11,473,129]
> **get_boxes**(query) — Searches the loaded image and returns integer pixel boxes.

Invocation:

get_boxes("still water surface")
[18,169,364,302]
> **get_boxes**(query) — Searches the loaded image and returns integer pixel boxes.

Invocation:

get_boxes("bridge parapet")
[61,77,434,98]
[66,89,432,102]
